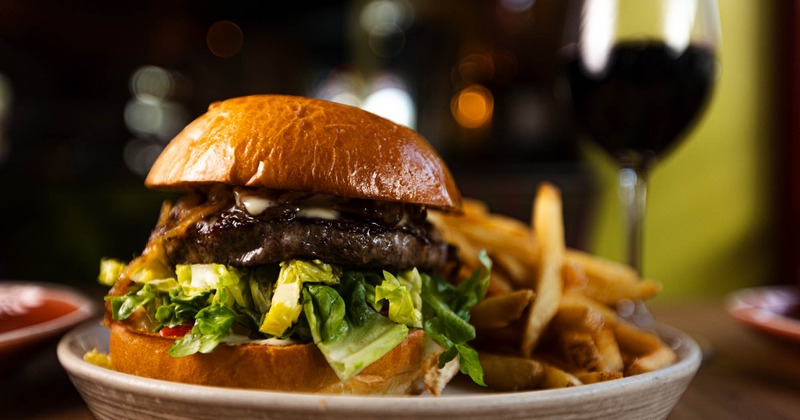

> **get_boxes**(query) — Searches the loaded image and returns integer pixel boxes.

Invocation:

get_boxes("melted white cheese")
[239,195,277,216]
[297,207,339,220]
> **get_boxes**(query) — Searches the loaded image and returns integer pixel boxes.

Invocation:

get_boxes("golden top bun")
[109,323,450,395]
[145,95,461,211]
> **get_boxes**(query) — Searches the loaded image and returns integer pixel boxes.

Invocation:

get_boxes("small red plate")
[726,285,800,343]
[0,281,96,362]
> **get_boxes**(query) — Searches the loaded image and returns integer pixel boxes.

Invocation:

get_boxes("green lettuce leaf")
[154,290,210,328]
[105,284,158,321]
[169,304,236,357]
[421,250,491,386]
[303,274,408,381]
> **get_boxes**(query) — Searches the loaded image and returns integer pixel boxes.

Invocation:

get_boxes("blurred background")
[0,0,789,301]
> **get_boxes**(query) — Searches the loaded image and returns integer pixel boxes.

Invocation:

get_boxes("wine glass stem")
[618,166,648,274]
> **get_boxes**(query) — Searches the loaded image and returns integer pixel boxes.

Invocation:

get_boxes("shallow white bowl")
[58,321,700,420]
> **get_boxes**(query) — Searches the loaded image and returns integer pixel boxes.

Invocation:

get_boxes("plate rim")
[726,285,800,341]
[57,318,702,411]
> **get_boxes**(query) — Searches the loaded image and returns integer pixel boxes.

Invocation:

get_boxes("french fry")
[429,186,677,391]
[575,371,623,384]
[562,259,589,291]
[470,289,535,330]
[540,362,582,388]
[614,322,664,355]
[565,250,662,305]
[553,300,606,338]
[522,183,565,357]
[614,322,677,375]
[560,292,620,326]
[596,328,625,372]
[559,330,602,371]
[473,322,525,353]
[490,251,534,288]
[626,345,677,375]
[578,277,663,305]
[565,249,639,284]
[462,197,490,216]
[479,353,546,391]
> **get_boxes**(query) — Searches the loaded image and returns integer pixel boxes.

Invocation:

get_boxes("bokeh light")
[311,67,365,107]
[451,84,494,129]
[363,85,415,128]
[360,0,414,58]
[123,66,191,176]
[207,20,244,58]
[130,65,174,100]
[457,52,496,84]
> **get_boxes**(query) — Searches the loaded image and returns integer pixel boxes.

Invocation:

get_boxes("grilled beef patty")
[151,188,451,271]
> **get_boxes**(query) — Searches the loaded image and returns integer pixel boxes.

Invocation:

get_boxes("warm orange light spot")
[207,21,244,58]
[452,85,494,129]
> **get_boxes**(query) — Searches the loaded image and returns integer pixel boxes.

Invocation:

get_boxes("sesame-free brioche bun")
[145,95,461,211]
[109,323,453,395]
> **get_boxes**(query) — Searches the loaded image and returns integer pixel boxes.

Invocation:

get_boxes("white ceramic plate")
[58,321,700,420]
[0,281,96,364]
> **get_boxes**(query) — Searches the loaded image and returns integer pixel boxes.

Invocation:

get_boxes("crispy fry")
[559,330,602,371]
[540,362,582,388]
[565,250,662,305]
[479,353,546,391]
[578,277,662,305]
[614,322,663,355]
[565,249,638,284]
[473,322,525,353]
[626,345,677,375]
[461,197,490,216]
[470,289,535,330]
[562,259,589,291]
[429,185,676,391]
[596,328,625,372]
[560,292,620,326]
[490,251,535,288]
[554,300,606,338]
[522,183,565,357]
[575,371,623,384]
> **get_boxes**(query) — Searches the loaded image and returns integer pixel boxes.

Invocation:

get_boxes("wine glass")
[561,0,720,278]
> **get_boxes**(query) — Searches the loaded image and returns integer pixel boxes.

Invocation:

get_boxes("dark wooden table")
[653,300,800,419]
[3,299,798,419]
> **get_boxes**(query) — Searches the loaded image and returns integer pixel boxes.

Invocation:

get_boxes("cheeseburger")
[98,95,489,395]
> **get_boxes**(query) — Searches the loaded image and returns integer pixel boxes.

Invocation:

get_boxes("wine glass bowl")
[561,0,720,272]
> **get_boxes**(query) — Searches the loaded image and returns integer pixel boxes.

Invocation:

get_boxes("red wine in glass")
[566,40,717,170]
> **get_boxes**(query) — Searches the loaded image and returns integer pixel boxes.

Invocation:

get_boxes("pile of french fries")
[429,183,676,391]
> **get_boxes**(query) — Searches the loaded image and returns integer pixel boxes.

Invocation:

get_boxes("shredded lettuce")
[376,270,423,328]
[98,258,127,286]
[259,260,341,337]
[100,251,491,386]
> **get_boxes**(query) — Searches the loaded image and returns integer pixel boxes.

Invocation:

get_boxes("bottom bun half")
[109,323,454,395]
